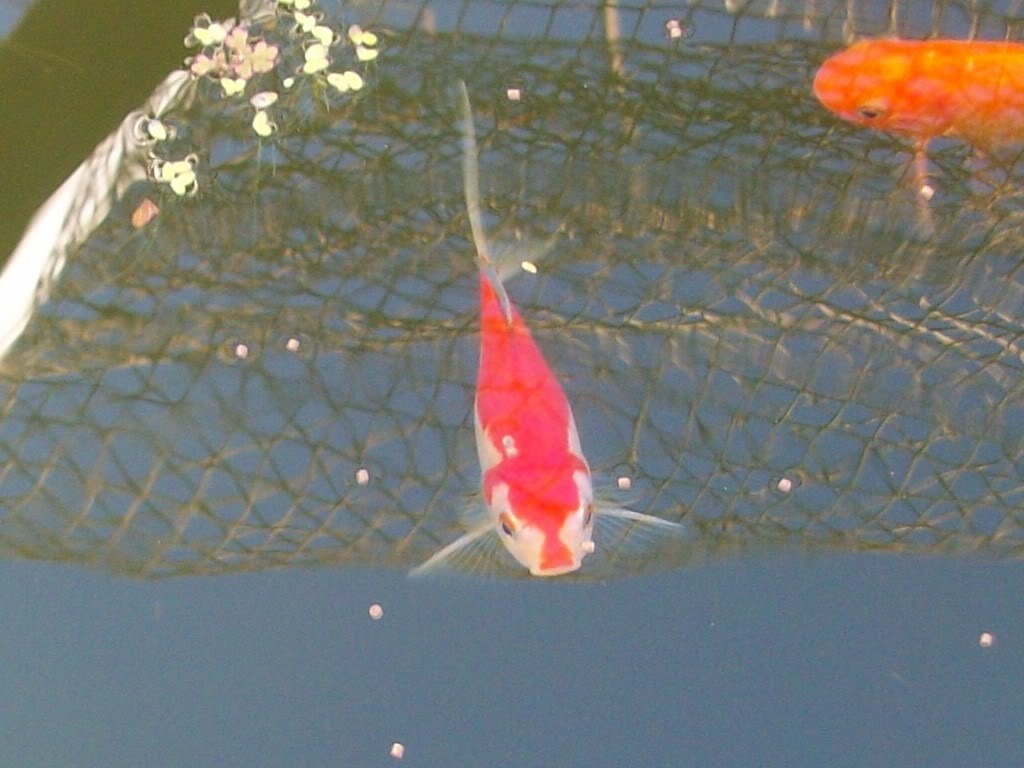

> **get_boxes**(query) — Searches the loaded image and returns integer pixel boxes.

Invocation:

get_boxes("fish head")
[490,469,596,577]
[813,40,952,139]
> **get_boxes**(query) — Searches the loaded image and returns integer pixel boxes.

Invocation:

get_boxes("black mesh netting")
[2,0,1024,577]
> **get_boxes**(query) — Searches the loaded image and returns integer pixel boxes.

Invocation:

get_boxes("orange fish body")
[814,39,1024,150]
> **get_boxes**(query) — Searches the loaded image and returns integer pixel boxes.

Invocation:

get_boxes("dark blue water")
[3,558,1021,766]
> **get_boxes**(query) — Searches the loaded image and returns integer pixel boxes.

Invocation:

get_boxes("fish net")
[2,0,1024,577]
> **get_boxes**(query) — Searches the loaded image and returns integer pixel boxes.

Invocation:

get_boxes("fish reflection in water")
[411,84,680,578]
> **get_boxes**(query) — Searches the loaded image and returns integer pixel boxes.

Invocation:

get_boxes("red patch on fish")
[476,274,589,573]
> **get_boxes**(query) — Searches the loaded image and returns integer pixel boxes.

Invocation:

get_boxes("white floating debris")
[919,184,935,200]
[390,742,405,760]
[295,11,318,33]
[506,87,522,101]
[170,169,197,196]
[220,76,247,96]
[348,25,378,47]
[369,603,384,620]
[147,120,169,141]
[520,260,537,274]
[250,90,279,109]
[152,156,198,196]
[979,631,994,648]
[777,476,793,493]
[252,109,276,137]
[356,467,370,485]
[131,198,160,229]
[283,76,296,89]
[156,158,192,184]
[285,337,301,352]
[311,25,334,46]
[355,44,378,62]
[665,19,686,39]
[581,540,595,554]
[135,116,173,142]
[234,342,250,360]
[327,70,364,93]
[192,20,230,47]
[617,475,632,490]
[303,43,330,73]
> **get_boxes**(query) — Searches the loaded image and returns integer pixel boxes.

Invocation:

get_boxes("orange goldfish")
[814,39,1024,160]
[413,83,679,577]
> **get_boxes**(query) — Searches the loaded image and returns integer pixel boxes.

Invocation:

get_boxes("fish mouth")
[529,561,581,577]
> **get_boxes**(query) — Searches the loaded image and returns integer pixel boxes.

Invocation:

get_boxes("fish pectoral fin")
[597,507,682,530]
[587,506,686,572]
[410,521,516,578]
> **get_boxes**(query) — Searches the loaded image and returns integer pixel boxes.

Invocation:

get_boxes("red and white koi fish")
[413,83,680,577]
[813,38,1024,188]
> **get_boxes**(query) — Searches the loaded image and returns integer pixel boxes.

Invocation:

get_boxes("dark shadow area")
[0,0,237,264]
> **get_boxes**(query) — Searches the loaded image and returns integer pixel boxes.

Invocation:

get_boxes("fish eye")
[499,512,516,537]
[857,104,885,120]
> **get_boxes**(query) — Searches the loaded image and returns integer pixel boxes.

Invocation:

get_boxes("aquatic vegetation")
[138,0,382,195]
[151,155,200,196]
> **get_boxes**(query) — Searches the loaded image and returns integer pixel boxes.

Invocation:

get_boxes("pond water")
[1,0,1022,765]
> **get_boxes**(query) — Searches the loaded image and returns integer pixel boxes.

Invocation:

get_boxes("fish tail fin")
[457,80,514,325]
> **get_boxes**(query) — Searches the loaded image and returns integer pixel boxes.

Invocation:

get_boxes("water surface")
[1,0,1023,764]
